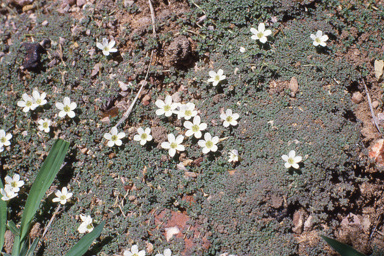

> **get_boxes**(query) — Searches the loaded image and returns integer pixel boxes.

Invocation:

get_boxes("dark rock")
[22,42,46,70]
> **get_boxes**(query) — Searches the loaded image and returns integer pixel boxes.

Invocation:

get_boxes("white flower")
[123,244,146,256]
[56,97,77,118]
[207,69,226,86]
[177,103,197,120]
[17,93,38,112]
[155,95,178,117]
[228,149,239,163]
[310,30,328,47]
[96,38,118,56]
[198,133,219,154]
[104,127,126,147]
[220,109,239,127]
[155,248,173,256]
[32,90,47,107]
[161,133,185,157]
[282,150,302,169]
[250,23,272,43]
[77,214,94,234]
[184,115,207,139]
[1,185,18,201]
[0,130,12,148]
[52,187,73,205]
[134,127,153,145]
[37,118,52,133]
[4,174,24,193]
[239,47,246,53]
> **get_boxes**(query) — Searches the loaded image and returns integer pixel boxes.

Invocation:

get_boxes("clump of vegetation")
[1,0,384,255]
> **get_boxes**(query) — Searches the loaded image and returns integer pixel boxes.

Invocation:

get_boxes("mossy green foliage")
[0,0,382,255]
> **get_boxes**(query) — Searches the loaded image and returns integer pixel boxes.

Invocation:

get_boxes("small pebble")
[372,101,380,108]
[351,91,363,104]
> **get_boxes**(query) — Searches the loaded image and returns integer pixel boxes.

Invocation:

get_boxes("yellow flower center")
[26,101,32,107]
[86,223,93,230]
[226,116,233,122]
[214,75,221,81]
[141,133,148,140]
[43,122,49,129]
[63,105,71,112]
[206,141,213,148]
[192,124,200,132]
[11,181,17,188]
[164,105,171,112]
[36,99,42,104]
[288,158,295,164]
[185,110,192,116]
[60,195,67,200]
[257,32,264,38]
[0,137,6,143]
[170,142,178,149]
[111,135,118,141]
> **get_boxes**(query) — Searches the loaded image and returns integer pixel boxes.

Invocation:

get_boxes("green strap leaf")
[25,238,39,256]
[11,235,20,256]
[64,220,105,256]
[0,180,6,253]
[320,235,367,256]
[19,139,70,243]
[7,220,19,236]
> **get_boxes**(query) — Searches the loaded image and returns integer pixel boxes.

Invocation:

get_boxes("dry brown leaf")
[289,77,299,97]
[374,59,384,81]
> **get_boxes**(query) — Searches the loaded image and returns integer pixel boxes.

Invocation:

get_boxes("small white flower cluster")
[0,129,12,153]
[248,23,328,47]
[1,174,24,201]
[153,95,241,159]
[123,245,174,256]
[155,95,198,120]
[17,89,47,112]
[282,150,302,169]
[15,87,78,136]
[96,38,118,56]
[52,187,73,205]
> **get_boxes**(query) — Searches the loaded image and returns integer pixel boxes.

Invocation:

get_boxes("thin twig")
[42,204,61,238]
[370,214,382,240]
[362,79,382,134]
[115,51,154,128]
[148,0,156,36]
[115,0,157,128]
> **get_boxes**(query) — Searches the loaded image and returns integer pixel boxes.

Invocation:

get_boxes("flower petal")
[169,148,176,157]
[161,142,170,149]
[264,29,272,36]
[67,111,75,118]
[96,42,104,50]
[260,36,267,43]
[56,102,64,110]
[258,23,265,32]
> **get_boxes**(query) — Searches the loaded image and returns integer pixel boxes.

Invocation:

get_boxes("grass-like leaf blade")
[7,220,19,236]
[320,235,367,256]
[64,220,105,256]
[0,180,6,253]
[19,139,69,243]
[25,238,39,256]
